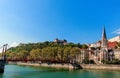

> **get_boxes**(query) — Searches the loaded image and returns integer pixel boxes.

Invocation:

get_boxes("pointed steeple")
[102,26,107,39]
[101,26,108,49]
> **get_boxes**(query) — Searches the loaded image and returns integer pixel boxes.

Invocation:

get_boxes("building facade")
[54,38,67,45]
[84,27,115,64]
[108,36,120,42]
[79,27,120,64]
[112,49,120,60]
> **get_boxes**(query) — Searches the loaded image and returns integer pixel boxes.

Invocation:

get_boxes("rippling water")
[0,64,120,78]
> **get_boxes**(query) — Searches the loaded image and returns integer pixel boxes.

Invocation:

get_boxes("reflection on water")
[0,65,120,78]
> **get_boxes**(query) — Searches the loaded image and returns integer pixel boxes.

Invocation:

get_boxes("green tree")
[82,44,88,49]
[70,47,81,63]
[30,49,42,60]
[18,50,29,60]
[64,47,71,62]
[57,47,64,61]
[42,47,53,61]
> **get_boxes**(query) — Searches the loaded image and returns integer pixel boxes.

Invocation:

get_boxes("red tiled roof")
[108,41,118,48]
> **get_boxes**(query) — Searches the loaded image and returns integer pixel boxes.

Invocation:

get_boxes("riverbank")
[4,64,120,78]
[8,62,75,69]
[81,64,120,70]
[8,62,120,70]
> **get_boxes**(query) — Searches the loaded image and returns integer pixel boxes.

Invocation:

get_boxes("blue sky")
[0,0,120,46]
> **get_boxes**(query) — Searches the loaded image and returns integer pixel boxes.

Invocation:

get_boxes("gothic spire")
[102,26,107,39]
[101,26,108,49]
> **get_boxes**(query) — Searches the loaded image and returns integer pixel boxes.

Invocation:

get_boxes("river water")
[0,64,120,78]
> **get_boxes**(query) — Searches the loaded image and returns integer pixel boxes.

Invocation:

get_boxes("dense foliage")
[6,41,88,63]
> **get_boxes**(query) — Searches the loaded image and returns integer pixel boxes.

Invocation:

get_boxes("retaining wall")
[8,62,74,69]
[8,62,120,70]
[81,64,120,70]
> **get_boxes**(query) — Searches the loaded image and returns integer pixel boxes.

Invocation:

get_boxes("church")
[98,27,114,64]
[80,27,119,64]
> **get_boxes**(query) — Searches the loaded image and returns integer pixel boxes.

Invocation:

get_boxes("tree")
[52,47,58,60]
[30,49,42,60]
[70,47,81,63]
[82,44,88,49]
[6,41,84,63]
[117,43,120,48]
[18,50,29,61]
[8,52,18,61]
[64,47,71,62]
[42,47,53,61]
[57,47,64,61]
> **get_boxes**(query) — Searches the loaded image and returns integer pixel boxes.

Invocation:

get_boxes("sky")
[0,0,120,47]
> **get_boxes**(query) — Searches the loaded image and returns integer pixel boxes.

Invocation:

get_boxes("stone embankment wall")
[8,62,74,69]
[8,62,120,70]
[81,64,120,70]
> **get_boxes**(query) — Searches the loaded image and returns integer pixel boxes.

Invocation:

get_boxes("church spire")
[102,26,107,39]
[101,26,108,49]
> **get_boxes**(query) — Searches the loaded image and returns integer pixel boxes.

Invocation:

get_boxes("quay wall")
[81,64,120,70]
[8,62,75,69]
[8,62,120,70]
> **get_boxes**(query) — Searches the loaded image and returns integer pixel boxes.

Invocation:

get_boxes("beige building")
[108,36,120,42]
[114,49,120,60]
[90,41,101,48]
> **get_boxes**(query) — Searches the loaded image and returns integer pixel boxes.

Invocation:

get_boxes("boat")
[0,44,7,73]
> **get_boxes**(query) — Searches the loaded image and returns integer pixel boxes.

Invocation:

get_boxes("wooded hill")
[5,41,88,63]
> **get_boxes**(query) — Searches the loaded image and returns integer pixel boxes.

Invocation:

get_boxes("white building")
[114,49,120,60]
[90,41,101,48]
[108,36,120,42]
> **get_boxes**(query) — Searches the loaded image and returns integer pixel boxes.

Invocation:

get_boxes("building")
[108,36,120,42]
[54,38,67,45]
[79,27,120,64]
[90,36,120,49]
[93,27,119,63]
[99,27,109,63]
[108,41,118,49]
[88,27,115,64]
[90,41,101,48]
[114,49,120,60]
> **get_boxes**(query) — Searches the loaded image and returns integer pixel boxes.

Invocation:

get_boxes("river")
[0,64,120,78]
